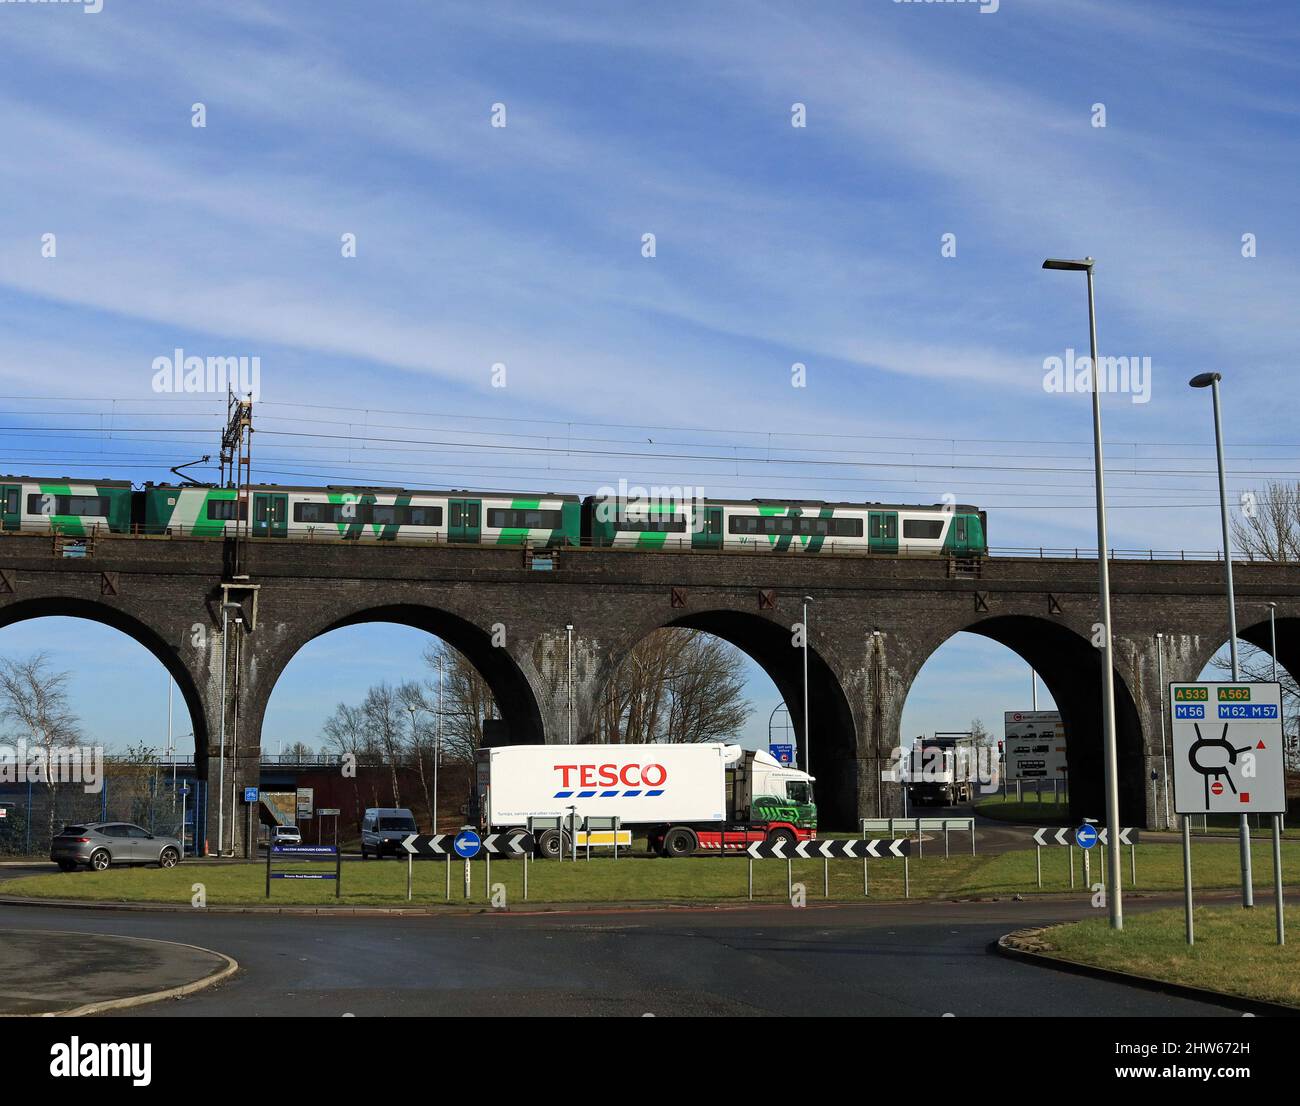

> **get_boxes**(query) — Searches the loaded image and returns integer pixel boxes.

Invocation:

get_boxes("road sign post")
[1171,681,1287,944]
[454,829,482,900]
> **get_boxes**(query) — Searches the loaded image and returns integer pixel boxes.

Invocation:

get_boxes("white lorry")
[474,743,818,858]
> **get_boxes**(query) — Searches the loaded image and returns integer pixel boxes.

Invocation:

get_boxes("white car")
[271,826,302,847]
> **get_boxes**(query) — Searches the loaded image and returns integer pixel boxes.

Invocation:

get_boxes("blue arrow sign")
[769,744,794,765]
[454,829,481,858]
[1074,824,1098,850]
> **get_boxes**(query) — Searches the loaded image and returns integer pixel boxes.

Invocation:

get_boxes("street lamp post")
[1043,256,1124,930]
[1190,371,1253,908]
[802,596,813,776]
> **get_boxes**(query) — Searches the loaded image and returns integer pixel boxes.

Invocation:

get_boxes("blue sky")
[0,0,1295,753]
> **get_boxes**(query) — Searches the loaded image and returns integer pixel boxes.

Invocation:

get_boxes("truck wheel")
[537,829,568,859]
[765,827,797,852]
[662,828,696,858]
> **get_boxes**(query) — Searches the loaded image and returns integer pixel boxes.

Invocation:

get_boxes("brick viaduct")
[0,532,1296,852]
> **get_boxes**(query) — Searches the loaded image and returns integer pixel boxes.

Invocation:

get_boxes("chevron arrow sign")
[747,838,911,860]
[1096,827,1140,846]
[745,839,790,860]
[400,833,453,857]
[482,830,535,856]
[1032,828,1073,847]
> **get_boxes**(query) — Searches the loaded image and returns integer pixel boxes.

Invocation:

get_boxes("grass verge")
[2,840,1297,908]
[1029,905,1299,1008]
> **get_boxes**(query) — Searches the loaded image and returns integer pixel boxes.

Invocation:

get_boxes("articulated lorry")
[905,732,978,806]
[474,743,816,858]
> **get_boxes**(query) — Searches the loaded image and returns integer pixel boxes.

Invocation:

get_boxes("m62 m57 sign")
[1169,681,1286,814]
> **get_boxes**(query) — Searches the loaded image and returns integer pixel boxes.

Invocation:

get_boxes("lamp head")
[1042,257,1094,272]
[1189,372,1221,388]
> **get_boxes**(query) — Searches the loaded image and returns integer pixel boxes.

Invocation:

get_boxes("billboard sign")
[1003,710,1067,780]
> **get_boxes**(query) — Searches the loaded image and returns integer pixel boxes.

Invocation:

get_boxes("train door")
[252,492,288,538]
[448,498,482,543]
[868,511,898,554]
[0,484,20,532]
[692,505,723,550]
[950,514,970,555]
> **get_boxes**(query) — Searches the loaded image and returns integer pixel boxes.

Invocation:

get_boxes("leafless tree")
[1233,480,1300,562]
[320,701,372,814]
[361,683,407,805]
[422,642,497,765]
[1209,643,1299,772]
[596,629,751,744]
[395,680,435,826]
[0,653,83,844]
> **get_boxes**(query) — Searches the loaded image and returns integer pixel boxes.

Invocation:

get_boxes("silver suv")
[50,822,183,872]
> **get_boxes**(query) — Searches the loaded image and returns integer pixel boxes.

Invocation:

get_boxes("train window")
[206,499,246,521]
[487,508,562,529]
[26,494,108,517]
[613,512,687,533]
[869,516,880,539]
[407,506,443,527]
[955,518,967,542]
[372,505,397,526]
[903,519,944,540]
[294,501,330,524]
[729,513,862,537]
[5,489,17,514]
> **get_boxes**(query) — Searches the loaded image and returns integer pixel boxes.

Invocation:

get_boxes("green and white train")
[0,477,987,557]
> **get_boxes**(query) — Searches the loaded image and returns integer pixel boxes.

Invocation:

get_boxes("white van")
[360,808,418,859]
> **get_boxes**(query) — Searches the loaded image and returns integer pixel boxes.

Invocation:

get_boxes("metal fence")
[0,524,1272,563]
[0,777,205,857]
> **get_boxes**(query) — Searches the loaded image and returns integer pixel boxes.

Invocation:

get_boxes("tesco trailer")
[475,743,817,858]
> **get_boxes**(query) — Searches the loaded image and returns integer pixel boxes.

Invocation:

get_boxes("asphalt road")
[0,897,1243,1017]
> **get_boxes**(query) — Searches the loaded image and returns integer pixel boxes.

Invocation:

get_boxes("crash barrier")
[860,817,975,859]
[580,816,629,859]
[746,836,913,900]
[266,844,341,898]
